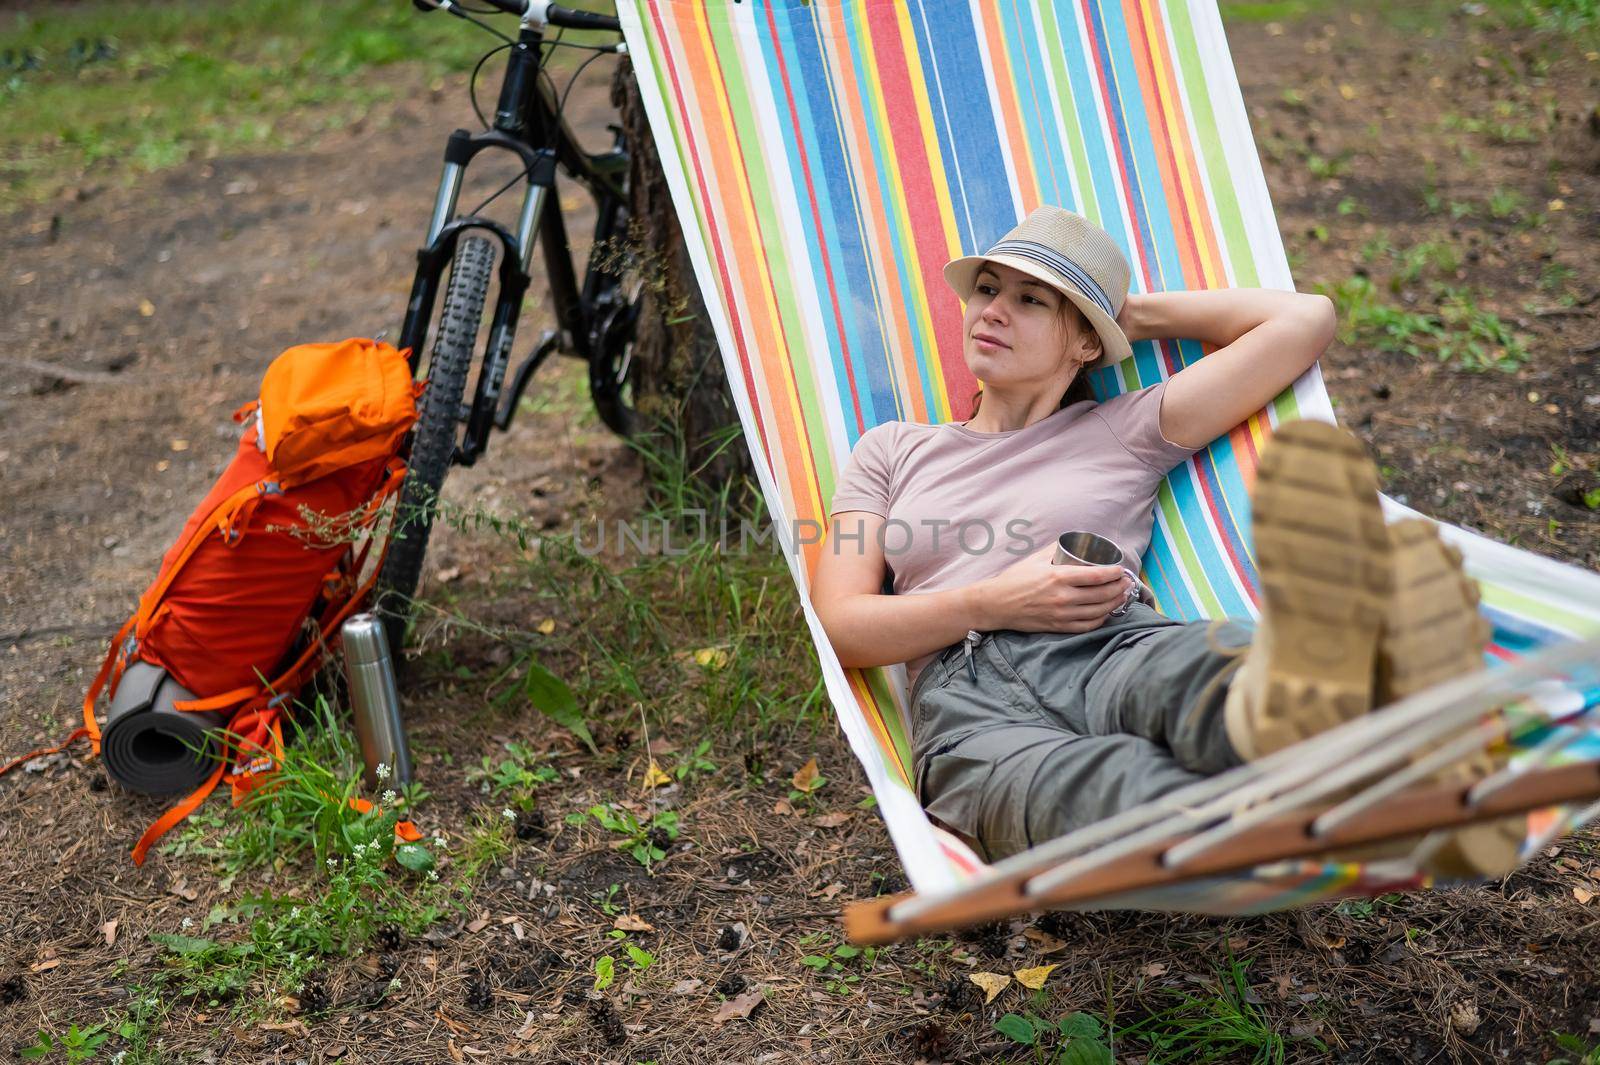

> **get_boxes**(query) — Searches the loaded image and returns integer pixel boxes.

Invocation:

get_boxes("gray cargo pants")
[908,603,1252,863]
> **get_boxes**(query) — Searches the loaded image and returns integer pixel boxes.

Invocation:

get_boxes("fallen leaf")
[1022,928,1067,953]
[138,299,155,317]
[435,566,462,583]
[670,978,704,995]
[614,914,655,933]
[819,882,845,900]
[448,1038,465,1063]
[969,972,1010,1003]
[30,958,60,973]
[102,919,118,948]
[791,758,822,794]
[692,646,729,671]
[1575,886,1595,905]
[169,439,189,452]
[1338,82,1356,99]
[642,760,672,789]
[511,922,525,940]
[536,618,556,635]
[647,737,677,756]
[712,987,765,1024]
[771,798,795,816]
[813,811,853,829]
[168,879,198,901]
[1142,962,1168,978]
[465,911,490,934]
[1014,964,1058,990]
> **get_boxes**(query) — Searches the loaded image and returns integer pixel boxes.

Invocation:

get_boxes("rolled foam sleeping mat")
[101,660,226,796]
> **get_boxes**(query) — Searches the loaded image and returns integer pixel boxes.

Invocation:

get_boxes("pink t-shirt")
[826,382,1199,690]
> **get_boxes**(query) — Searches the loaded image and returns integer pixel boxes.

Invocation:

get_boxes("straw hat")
[943,205,1133,371]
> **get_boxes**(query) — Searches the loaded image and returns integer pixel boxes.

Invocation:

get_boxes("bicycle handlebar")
[414,0,622,32]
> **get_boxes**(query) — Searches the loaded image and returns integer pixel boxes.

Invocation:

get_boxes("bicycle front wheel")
[375,234,495,657]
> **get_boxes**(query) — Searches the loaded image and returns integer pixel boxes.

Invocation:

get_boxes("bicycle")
[376,0,638,654]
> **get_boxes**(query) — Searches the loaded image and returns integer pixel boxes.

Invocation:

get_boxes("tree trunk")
[610,58,756,509]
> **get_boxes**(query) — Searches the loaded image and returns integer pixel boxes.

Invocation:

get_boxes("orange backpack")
[3,338,421,862]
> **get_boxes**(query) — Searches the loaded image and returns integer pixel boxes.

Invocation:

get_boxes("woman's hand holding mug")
[975,538,1133,634]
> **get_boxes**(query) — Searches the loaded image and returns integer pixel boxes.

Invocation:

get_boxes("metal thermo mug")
[1053,531,1140,617]
[1052,530,1125,568]
[341,613,413,789]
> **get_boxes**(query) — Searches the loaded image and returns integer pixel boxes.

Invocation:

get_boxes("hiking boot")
[1377,519,1523,880]
[1223,420,1391,761]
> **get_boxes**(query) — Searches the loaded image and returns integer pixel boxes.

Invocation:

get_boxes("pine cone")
[960,920,1009,959]
[1033,911,1073,940]
[372,924,406,953]
[939,974,977,1015]
[514,809,549,842]
[297,975,330,1015]
[464,972,494,1012]
[588,999,627,1046]
[714,973,747,997]
[0,975,26,1005]
[909,1020,953,1061]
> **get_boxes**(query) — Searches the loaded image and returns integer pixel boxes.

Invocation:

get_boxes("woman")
[810,206,1517,878]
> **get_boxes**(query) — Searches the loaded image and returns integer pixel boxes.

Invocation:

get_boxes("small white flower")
[427,869,440,881]
[375,762,391,781]
[502,808,516,820]
[381,789,398,804]
[180,917,193,930]
[387,976,402,991]
[327,857,338,869]
[433,836,447,848]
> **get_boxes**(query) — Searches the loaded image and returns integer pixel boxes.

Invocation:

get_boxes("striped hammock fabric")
[613,0,1600,907]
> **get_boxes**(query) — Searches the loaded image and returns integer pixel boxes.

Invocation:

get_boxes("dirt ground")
[2,3,1599,1064]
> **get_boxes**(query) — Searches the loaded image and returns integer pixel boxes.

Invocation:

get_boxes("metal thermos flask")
[341,613,413,789]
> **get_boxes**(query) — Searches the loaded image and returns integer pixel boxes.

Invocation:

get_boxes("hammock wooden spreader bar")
[845,634,1600,945]
[846,762,1600,945]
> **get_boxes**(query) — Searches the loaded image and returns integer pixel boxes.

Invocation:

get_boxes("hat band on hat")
[984,239,1115,318]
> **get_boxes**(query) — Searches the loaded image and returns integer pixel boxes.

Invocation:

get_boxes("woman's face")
[963,260,1099,395]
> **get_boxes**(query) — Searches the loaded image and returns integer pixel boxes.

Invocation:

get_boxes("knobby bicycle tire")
[375,235,495,657]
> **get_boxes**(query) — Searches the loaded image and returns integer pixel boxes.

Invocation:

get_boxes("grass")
[1220,0,1600,49]
[0,0,621,210]
[126,698,462,1039]
[991,956,1307,1064]
[1121,957,1304,1064]
[1321,274,1530,372]
[162,695,433,874]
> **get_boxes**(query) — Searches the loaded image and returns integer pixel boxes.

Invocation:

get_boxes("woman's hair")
[967,298,1098,420]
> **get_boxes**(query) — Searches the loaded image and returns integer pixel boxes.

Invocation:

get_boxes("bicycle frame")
[396,18,630,467]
